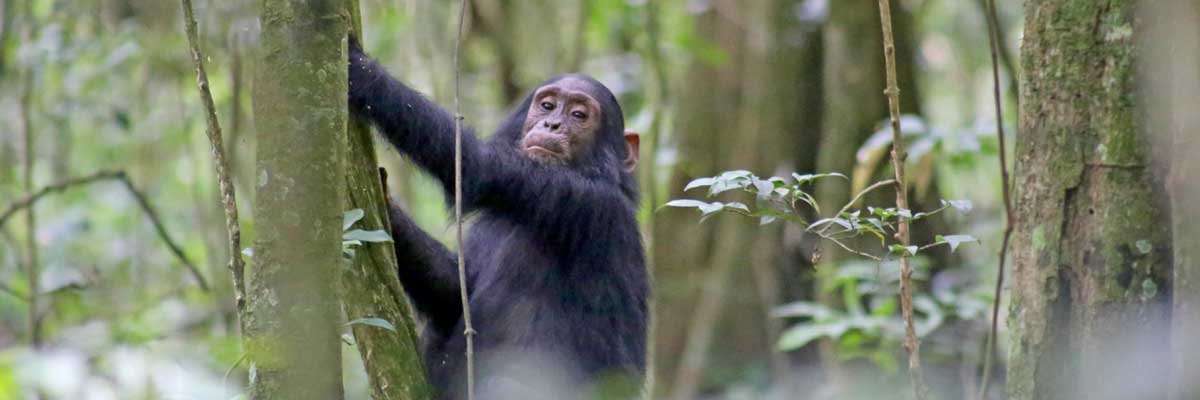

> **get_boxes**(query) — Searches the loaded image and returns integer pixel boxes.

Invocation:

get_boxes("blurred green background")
[0,0,1022,398]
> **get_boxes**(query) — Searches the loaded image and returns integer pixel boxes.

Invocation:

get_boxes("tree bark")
[339,3,436,399]
[248,1,347,397]
[1008,1,1172,399]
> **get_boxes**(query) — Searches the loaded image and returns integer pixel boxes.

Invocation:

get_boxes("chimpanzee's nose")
[544,120,562,131]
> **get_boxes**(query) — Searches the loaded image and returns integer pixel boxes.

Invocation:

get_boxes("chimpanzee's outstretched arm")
[348,40,487,197]
[387,202,462,332]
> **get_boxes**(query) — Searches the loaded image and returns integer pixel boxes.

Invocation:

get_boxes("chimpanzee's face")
[520,77,603,166]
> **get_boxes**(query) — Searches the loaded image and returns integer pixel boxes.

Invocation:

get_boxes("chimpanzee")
[347,38,648,399]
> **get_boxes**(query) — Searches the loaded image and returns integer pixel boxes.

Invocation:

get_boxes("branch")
[978,0,1013,397]
[814,179,897,235]
[0,170,123,227]
[181,0,246,314]
[118,175,211,291]
[876,0,930,398]
[0,170,211,290]
[452,1,476,399]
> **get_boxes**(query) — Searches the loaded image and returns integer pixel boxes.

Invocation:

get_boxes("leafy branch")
[666,171,975,263]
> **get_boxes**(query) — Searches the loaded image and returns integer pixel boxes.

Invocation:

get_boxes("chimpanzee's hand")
[347,34,372,111]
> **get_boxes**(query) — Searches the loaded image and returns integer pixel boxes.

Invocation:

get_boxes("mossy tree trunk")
[338,2,435,399]
[1008,1,1172,398]
[248,0,347,397]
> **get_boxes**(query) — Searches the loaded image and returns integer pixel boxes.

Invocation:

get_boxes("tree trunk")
[338,3,435,399]
[248,1,347,398]
[1008,1,1172,399]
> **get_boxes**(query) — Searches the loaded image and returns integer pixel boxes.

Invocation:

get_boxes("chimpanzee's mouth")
[525,145,563,157]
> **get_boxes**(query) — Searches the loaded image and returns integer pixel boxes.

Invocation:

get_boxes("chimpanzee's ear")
[622,130,640,173]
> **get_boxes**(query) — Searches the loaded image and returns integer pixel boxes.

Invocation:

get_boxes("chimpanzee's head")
[514,74,639,174]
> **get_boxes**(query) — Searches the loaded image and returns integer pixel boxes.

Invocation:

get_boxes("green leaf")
[778,321,850,351]
[931,231,979,251]
[665,199,708,209]
[941,199,973,213]
[890,245,918,256]
[718,170,754,180]
[792,172,848,186]
[684,177,715,192]
[723,202,751,213]
[343,229,393,243]
[795,192,820,214]
[345,317,397,332]
[698,202,725,216]
[752,178,774,198]
[772,302,835,319]
[343,208,365,231]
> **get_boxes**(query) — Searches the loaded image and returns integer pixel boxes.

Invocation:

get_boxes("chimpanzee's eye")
[571,111,587,120]
[541,102,555,111]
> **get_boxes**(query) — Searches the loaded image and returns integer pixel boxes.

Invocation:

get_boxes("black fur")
[348,40,648,399]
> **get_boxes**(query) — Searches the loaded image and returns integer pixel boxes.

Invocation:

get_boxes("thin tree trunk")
[1008,1,1172,399]
[339,3,436,398]
[813,1,919,396]
[248,0,347,397]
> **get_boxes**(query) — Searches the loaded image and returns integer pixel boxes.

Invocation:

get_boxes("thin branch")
[978,0,1013,397]
[876,0,930,398]
[452,1,475,399]
[814,179,897,235]
[118,175,211,291]
[181,0,246,315]
[0,170,123,226]
[0,170,210,290]
[814,231,883,261]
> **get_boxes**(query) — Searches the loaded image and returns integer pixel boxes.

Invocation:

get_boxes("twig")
[0,170,123,226]
[813,231,883,261]
[814,179,896,235]
[181,0,246,314]
[0,170,210,290]
[19,62,41,347]
[978,0,1013,397]
[452,1,475,399]
[875,0,930,398]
